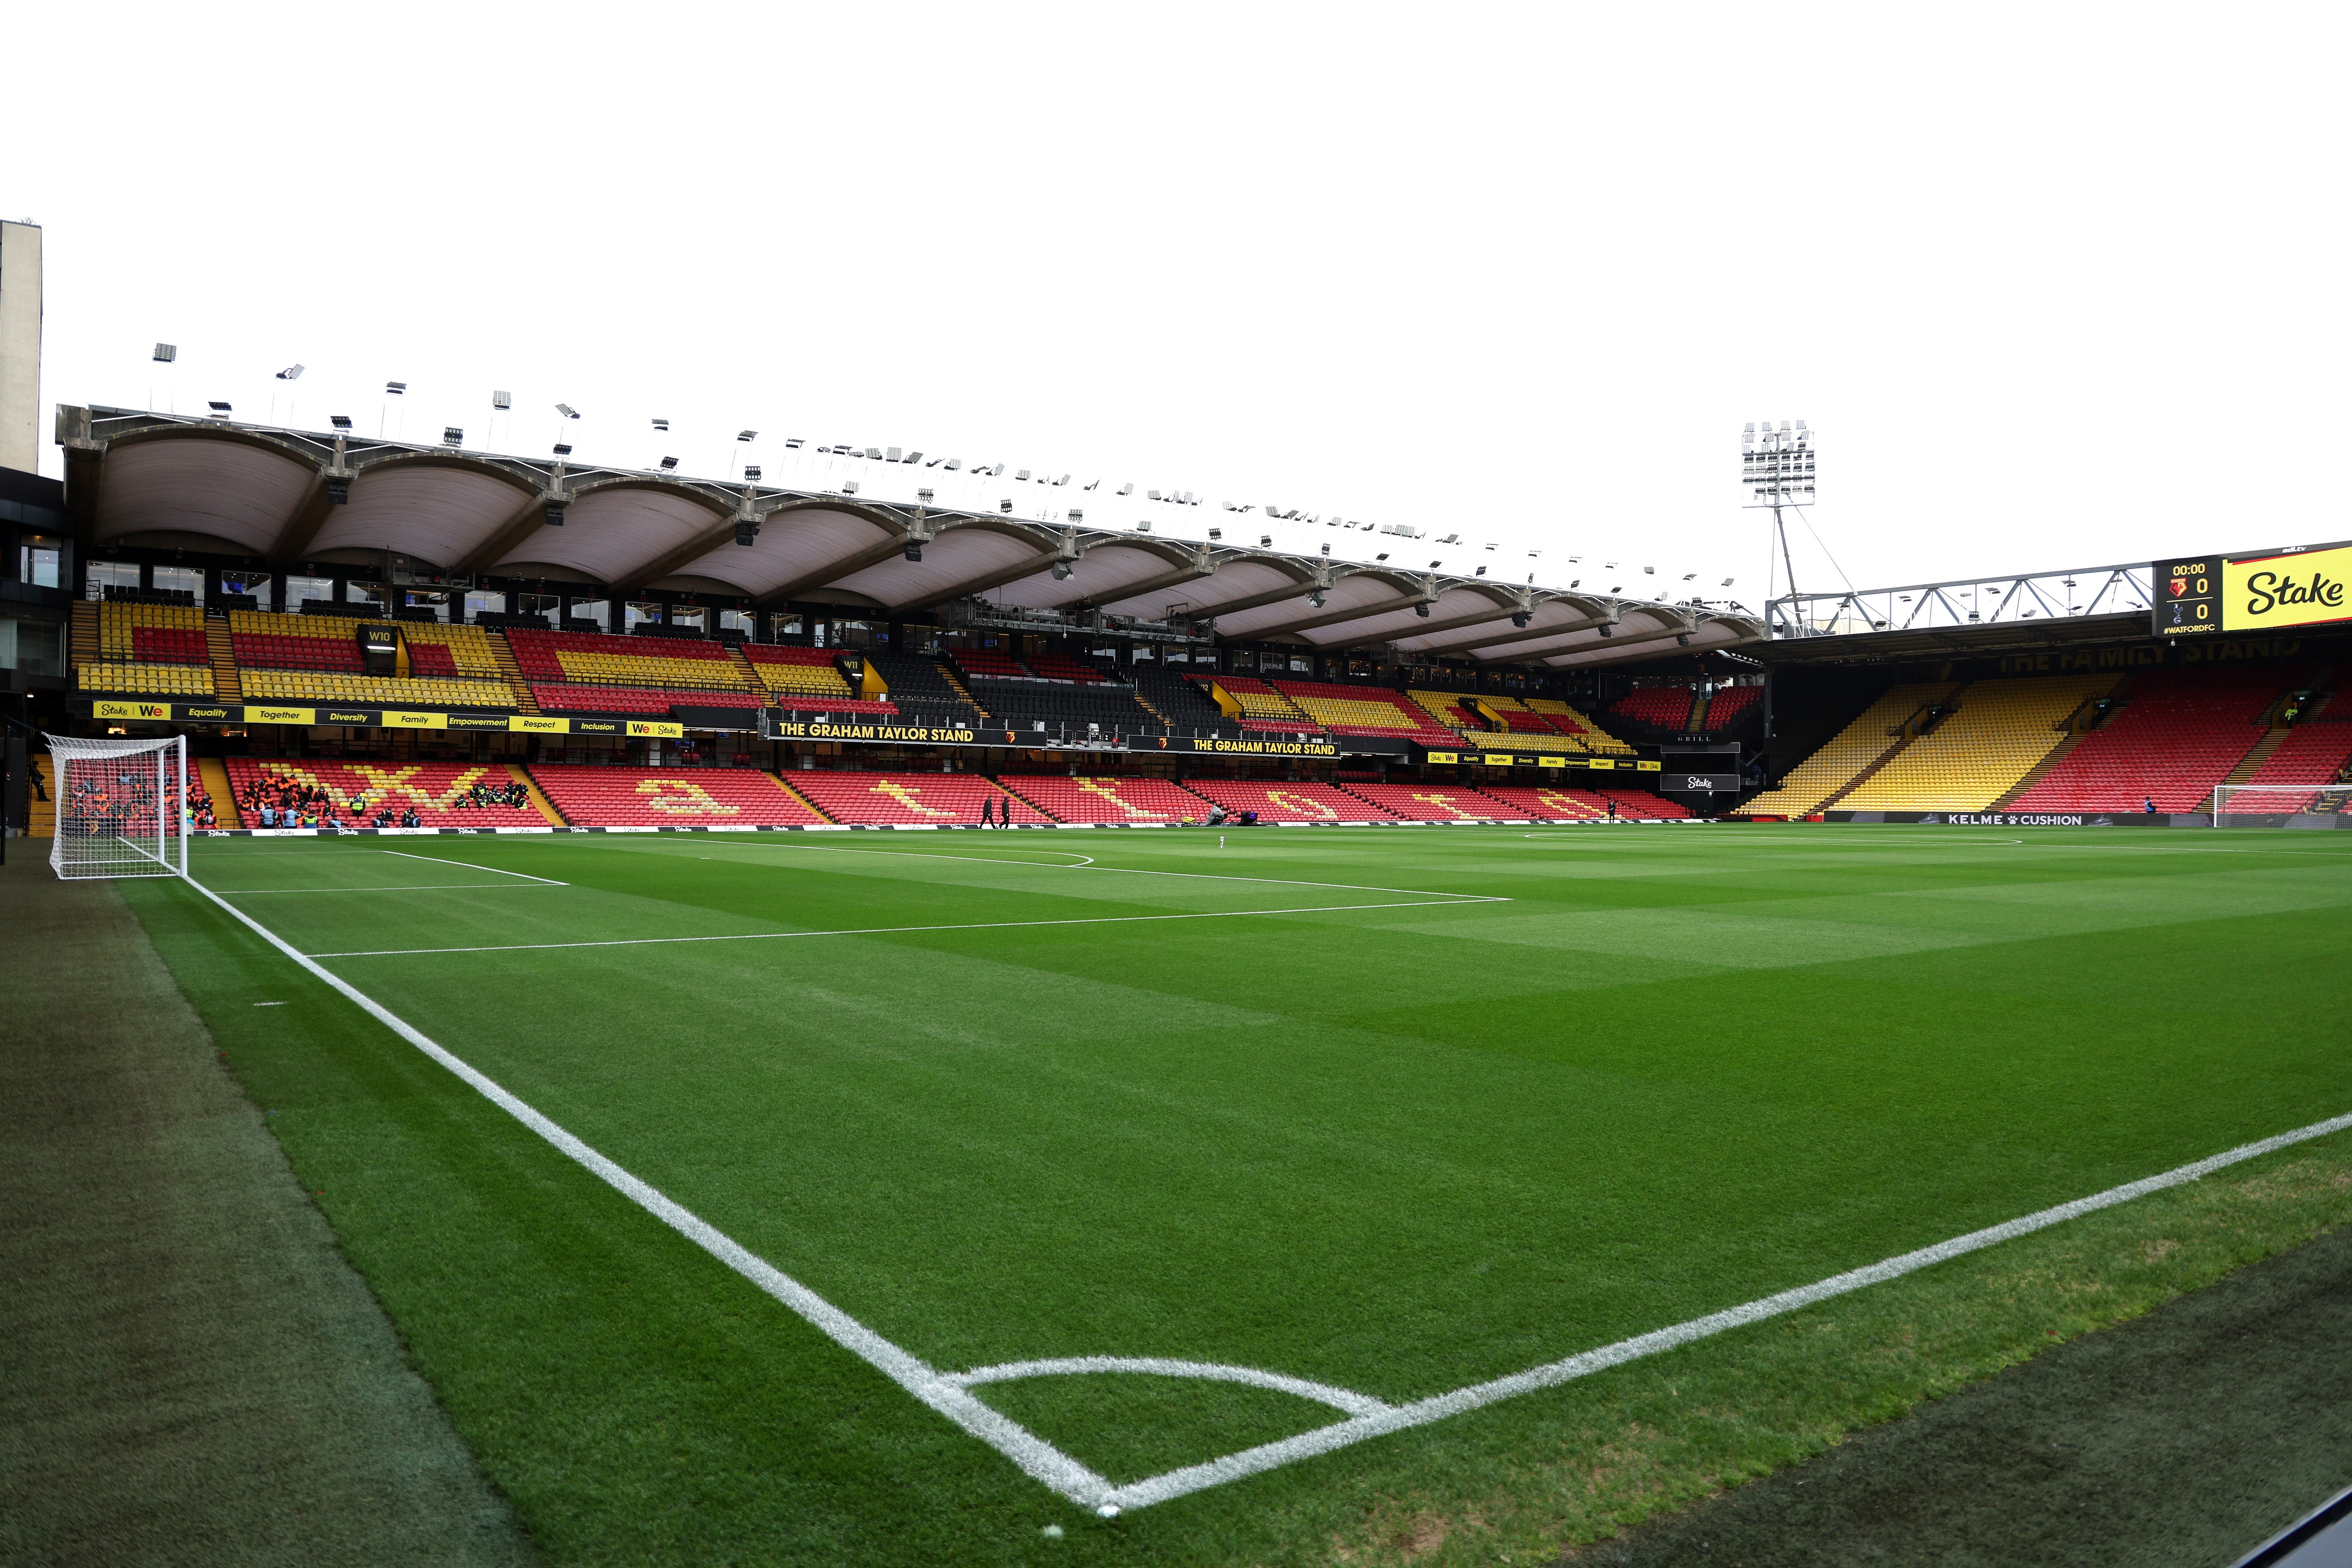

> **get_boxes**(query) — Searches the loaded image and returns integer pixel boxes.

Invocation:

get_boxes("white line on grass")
[173,871,1118,1508]
[722,839,1495,900]
[223,885,566,895]
[304,897,1507,959]
[383,849,569,884]
[174,867,2352,1517]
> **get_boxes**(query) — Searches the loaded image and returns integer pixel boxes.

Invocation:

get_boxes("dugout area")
[4,823,2350,1566]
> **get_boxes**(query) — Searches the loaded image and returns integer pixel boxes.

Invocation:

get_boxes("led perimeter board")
[2153,540,2352,637]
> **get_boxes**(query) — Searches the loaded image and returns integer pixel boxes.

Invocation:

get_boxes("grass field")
[118,823,2352,1565]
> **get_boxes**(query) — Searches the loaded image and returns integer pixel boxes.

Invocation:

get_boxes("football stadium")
[6,261,2352,1562]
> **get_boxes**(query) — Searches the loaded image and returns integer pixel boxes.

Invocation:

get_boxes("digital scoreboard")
[2153,541,2352,637]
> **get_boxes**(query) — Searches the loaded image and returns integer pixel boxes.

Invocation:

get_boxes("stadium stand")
[1025,652,1111,683]
[230,610,367,673]
[1336,782,1513,820]
[1198,676,1319,731]
[948,649,1034,682]
[1735,682,1960,817]
[2005,668,2317,813]
[867,652,988,729]
[397,621,505,679]
[1129,667,1235,733]
[532,684,769,716]
[76,661,216,697]
[1839,674,2115,812]
[744,643,857,702]
[1702,684,1762,728]
[98,601,207,664]
[1483,695,1572,740]
[967,680,1161,738]
[528,764,829,826]
[1613,685,1700,730]
[506,627,755,690]
[996,775,1213,823]
[227,758,548,828]
[1269,681,1458,744]
[1524,697,1634,753]
[1176,779,1399,822]
[1406,689,1486,737]
[240,670,517,709]
[786,769,1050,825]
[2223,720,2352,812]
[1474,784,1608,820]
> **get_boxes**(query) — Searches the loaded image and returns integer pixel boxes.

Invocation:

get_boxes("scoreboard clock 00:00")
[2153,540,2352,637]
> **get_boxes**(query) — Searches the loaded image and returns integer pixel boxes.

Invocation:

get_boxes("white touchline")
[174,869,2352,1517]
[303,897,1509,959]
[382,849,570,885]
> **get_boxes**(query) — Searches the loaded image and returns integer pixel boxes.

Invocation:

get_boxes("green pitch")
[119,824,2352,1565]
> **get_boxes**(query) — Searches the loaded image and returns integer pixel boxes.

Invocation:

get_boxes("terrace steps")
[197,757,236,826]
[485,629,540,712]
[204,619,242,702]
[1992,732,2088,807]
[506,762,568,825]
[765,772,832,822]
[2204,728,2294,811]
[940,664,989,718]
[69,600,97,666]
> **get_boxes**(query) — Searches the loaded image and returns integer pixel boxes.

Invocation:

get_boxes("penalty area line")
[383,849,569,884]
[305,896,1512,959]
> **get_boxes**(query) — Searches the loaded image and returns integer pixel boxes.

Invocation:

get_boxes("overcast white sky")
[10,3,2348,608]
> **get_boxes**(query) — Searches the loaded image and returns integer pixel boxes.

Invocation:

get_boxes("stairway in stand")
[765,772,833,821]
[204,615,243,702]
[69,600,97,667]
[2204,727,2296,811]
[27,753,55,837]
[485,629,540,713]
[505,762,568,824]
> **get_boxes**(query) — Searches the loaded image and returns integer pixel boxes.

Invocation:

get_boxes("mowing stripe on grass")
[223,885,566,895]
[725,838,1504,899]
[381,850,569,885]
[303,898,1511,959]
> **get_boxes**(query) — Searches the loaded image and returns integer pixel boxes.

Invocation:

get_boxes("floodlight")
[1319,543,1331,557]
[904,452,923,464]
[553,442,573,456]
[1015,469,1031,481]
[1207,527,1223,541]
[326,480,350,505]
[1147,490,1161,501]
[1117,483,1132,495]
[1475,565,1487,576]
[207,400,232,413]
[999,498,1014,512]
[1675,633,1691,646]
[842,480,859,494]
[493,390,512,409]
[1511,612,1530,628]
[441,427,464,446]
[1309,590,1326,608]
[1569,579,1580,588]
[658,456,679,471]
[1682,573,1695,581]
[1429,560,1442,568]
[1721,577,1734,586]
[1645,566,1656,575]
[1414,601,1429,617]
[1136,520,1152,532]
[889,447,903,461]
[1376,552,1389,561]
[277,365,305,381]
[991,464,1005,477]
[743,465,762,480]
[386,381,407,395]
[652,419,670,432]
[916,488,934,503]
[1438,533,1461,545]
[1068,509,1083,524]
[152,343,177,363]
[330,414,353,430]
[944,458,962,470]
[904,541,924,561]
[1052,562,1074,581]
[544,502,567,526]
[1596,624,1612,638]
[786,437,804,448]
[738,523,760,546]
[556,403,579,419]
[1259,534,1272,546]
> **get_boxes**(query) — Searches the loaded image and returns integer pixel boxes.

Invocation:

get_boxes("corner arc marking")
[951,1357,1394,1417]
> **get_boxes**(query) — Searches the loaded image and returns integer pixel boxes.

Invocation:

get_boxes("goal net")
[46,733,190,880]
[2212,781,2352,826]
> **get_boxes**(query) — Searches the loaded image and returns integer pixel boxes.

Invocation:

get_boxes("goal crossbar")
[46,733,190,880]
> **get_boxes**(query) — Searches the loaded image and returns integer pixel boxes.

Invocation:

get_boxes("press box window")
[17,534,63,588]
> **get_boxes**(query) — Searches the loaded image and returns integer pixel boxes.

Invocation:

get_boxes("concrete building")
[1,220,42,475]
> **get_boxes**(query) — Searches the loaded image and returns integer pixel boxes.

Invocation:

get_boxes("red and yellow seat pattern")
[508,628,755,690]
[1405,690,1483,736]
[787,771,1050,825]
[224,759,548,827]
[1193,676,1323,733]
[1336,782,1507,820]
[1523,697,1633,753]
[241,670,515,708]
[997,775,1213,822]
[1474,784,1607,819]
[531,685,769,716]
[1269,681,1457,742]
[744,644,855,701]
[1175,779,1399,822]
[99,602,207,664]
[229,610,366,673]
[527,766,829,826]
[398,622,504,679]
[78,661,214,696]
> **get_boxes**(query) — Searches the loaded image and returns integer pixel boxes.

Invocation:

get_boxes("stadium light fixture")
[152,343,177,362]
[553,442,573,456]
[1051,561,1074,581]
[1309,590,1326,609]
[330,414,352,430]
[737,523,760,546]
[276,364,304,381]
[544,501,567,526]
[386,381,406,395]
[659,456,679,471]
[1414,601,1429,617]
[1511,612,1530,628]
[492,390,512,409]
[1745,417,1816,610]
[652,419,670,432]
[916,488,934,503]
[441,427,464,446]
[206,401,232,416]
[744,465,762,481]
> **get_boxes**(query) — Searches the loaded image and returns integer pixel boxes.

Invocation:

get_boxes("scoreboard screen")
[2154,541,2352,637]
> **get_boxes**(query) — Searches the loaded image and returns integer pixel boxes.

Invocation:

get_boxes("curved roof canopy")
[58,406,1761,668]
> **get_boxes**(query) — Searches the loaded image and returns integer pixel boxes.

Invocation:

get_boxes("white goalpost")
[2211,781,2351,826]
[45,733,191,880]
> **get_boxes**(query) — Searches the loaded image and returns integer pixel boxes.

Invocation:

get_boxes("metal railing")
[1766,561,2153,639]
